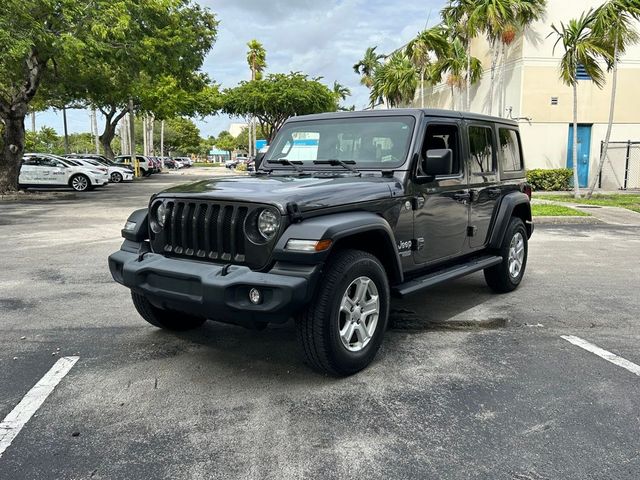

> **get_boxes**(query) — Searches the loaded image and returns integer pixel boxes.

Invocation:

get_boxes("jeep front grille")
[158,200,250,263]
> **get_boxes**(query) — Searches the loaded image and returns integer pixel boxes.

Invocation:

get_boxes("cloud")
[39,0,444,139]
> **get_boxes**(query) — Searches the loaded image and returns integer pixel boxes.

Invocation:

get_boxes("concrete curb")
[0,192,77,202]
[533,215,603,225]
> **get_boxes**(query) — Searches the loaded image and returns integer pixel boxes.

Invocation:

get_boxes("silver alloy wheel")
[111,172,122,183]
[72,175,89,191]
[338,276,380,352]
[508,232,525,278]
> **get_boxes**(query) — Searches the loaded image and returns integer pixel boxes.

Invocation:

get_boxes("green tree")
[432,37,483,110]
[57,1,218,159]
[25,127,59,154]
[370,51,419,108]
[0,0,92,192]
[405,26,449,108]
[236,124,268,152]
[587,0,640,198]
[222,73,337,143]
[246,39,267,81]
[550,10,612,198]
[353,47,384,105]
[214,131,237,158]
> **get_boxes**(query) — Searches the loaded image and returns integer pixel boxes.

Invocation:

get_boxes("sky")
[36,0,443,140]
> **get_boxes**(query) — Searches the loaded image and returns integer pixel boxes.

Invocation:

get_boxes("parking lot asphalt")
[1,170,639,480]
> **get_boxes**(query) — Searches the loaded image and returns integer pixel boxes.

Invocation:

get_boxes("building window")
[498,128,523,172]
[468,126,495,174]
[551,97,559,106]
[576,64,591,81]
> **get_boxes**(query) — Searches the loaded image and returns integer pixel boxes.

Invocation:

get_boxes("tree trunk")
[587,35,619,198]
[62,106,70,154]
[420,69,425,109]
[0,111,27,193]
[160,120,165,158]
[99,121,117,160]
[466,38,471,112]
[572,82,580,199]
[489,40,498,116]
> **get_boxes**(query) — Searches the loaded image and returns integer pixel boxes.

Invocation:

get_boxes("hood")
[157,173,403,213]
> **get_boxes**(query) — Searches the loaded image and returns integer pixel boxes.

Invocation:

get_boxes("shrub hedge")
[526,168,573,191]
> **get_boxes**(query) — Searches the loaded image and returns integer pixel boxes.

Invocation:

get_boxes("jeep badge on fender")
[108,109,533,376]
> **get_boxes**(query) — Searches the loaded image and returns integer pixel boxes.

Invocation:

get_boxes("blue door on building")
[567,125,591,188]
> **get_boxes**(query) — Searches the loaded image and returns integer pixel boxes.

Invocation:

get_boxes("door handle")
[453,192,471,201]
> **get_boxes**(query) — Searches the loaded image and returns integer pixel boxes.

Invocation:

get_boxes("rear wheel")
[484,217,528,293]
[131,292,206,331]
[297,249,390,376]
[70,174,90,192]
[110,172,123,183]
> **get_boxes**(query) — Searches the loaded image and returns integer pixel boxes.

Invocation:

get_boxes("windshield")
[264,116,415,169]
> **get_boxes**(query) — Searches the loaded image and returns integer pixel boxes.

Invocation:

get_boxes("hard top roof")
[287,108,518,127]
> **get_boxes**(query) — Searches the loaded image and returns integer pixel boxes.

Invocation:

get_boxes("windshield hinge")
[286,202,303,223]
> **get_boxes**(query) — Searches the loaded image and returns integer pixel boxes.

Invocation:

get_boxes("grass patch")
[532,204,590,217]
[193,162,224,168]
[542,194,640,213]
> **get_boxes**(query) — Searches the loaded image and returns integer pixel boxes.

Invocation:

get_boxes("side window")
[498,128,523,172]
[421,124,461,176]
[468,126,495,174]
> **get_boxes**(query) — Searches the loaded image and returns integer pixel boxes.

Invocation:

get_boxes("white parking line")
[561,335,640,377]
[0,356,79,459]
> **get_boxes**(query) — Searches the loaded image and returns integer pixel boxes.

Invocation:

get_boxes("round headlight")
[257,209,280,239]
[156,202,167,227]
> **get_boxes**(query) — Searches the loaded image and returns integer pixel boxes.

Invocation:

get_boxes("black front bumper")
[108,248,319,324]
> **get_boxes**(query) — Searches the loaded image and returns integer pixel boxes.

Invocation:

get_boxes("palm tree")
[586,0,640,198]
[441,0,482,111]
[432,37,483,110]
[246,39,267,81]
[470,0,515,115]
[332,81,351,102]
[405,26,449,108]
[354,46,384,105]
[370,51,418,108]
[550,10,612,198]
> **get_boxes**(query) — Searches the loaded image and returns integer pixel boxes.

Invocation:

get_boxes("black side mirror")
[424,148,453,176]
[255,152,265,170]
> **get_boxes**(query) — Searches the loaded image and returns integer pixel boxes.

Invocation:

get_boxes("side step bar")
[392,255,502,298]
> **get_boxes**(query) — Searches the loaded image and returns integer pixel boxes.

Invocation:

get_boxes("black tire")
[69,174,90,192]
[131,292,206,331]
[142,169,151,177]
[110,172,123,183]
[297,249,390,376]
[484,217,528,293]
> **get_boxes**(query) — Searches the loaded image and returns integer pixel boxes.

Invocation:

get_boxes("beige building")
[417,0,640,189]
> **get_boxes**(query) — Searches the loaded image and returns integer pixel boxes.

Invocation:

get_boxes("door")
[412,121,469,265]
[467,123,500,248]
[567,125,591,188]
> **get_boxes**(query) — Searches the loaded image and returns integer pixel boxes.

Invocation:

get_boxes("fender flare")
[273,211,403,283]
[488,192,532,249]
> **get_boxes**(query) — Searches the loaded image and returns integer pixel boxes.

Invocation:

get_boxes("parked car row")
[225,156,256,172]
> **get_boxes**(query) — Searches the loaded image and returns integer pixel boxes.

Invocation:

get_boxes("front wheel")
[131,292,206,331]
[110,172,123,183]
[297,249,390,376]
[484,217,528,293]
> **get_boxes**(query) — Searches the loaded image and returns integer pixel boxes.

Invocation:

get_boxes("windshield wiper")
[313,159,360,174]
[269,158,304,173]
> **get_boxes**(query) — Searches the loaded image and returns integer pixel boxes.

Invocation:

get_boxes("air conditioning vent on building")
[551,97,558,106]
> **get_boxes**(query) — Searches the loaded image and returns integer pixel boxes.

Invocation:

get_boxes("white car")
[20,153,109,192]
[113,155,153,176]
[68,157,133,183]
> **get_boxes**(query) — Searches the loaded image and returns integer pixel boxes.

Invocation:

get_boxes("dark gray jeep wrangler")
[109,109,533,375]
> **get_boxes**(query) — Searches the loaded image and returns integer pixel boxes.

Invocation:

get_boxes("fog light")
[124,221,136,231]
[249,288,262,305]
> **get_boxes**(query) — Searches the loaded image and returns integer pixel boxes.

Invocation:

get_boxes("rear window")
[498,128,523,172]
